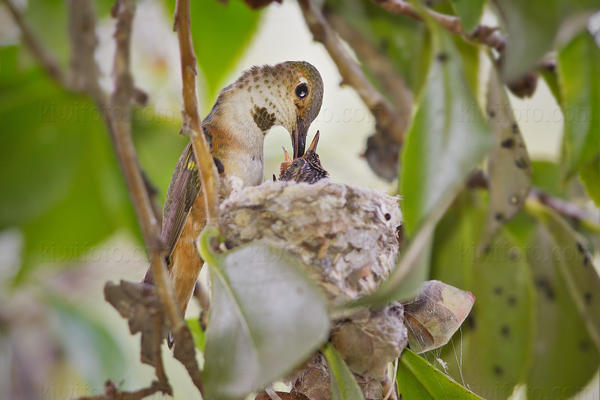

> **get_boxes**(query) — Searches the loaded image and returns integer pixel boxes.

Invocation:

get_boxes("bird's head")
[219,61,324,158]
[283,61,324,158]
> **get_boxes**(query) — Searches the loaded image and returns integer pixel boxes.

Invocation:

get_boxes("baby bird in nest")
[278,131,328,184]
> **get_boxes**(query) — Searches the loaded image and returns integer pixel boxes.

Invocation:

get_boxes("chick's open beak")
[292,116,308,159]
[307,130,320,153]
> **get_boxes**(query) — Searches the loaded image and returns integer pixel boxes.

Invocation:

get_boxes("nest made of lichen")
[219,179,402,301]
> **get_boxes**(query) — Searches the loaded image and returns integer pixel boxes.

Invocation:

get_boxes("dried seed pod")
[289,353,331,400]
[219,180,402,300]
[403,280,475,353]
[291,353,384,400]
[362,132,401,182]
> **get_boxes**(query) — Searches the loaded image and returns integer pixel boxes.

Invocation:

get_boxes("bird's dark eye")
[295,83,309,99]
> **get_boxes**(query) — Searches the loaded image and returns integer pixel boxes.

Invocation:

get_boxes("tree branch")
[173,0,220,226]
[67,0,101,93]
[106,0,186,337]
[298,0,408,145]
[530,188,600,231]
[372,0,506,52]
[323,7,413,113]
[1,0,70,88]
[466,171,600,231]
[76,380,165,400]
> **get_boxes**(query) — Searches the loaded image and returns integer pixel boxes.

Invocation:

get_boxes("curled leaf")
[402,280,475,354]
[104,280,163,367]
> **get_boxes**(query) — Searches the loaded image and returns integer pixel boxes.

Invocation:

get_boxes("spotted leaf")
[480,64,532,249]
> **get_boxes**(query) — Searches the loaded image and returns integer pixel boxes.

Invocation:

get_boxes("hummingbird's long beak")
[292,116,308,159]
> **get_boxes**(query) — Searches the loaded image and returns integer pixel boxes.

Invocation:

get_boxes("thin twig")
[467,171,600,230]
[372,0,506,52]
[1,0,70,88]
[107,0,184,335]
[67,0,100,92]
[151,313,171,392]
[298,0,408,144]
[173,0,220,225]
[76,380,165,400]
[530,188,600,230]
[323,8,413,113]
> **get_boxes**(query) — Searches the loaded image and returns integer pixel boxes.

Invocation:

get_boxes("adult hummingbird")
[144,61,324,315]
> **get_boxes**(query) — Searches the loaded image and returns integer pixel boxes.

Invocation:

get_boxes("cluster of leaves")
[320,1,600,399]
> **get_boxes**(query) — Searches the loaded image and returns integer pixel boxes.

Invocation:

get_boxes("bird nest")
[219,177,406,399]
[220,179,402,301]
[214,137,474,400]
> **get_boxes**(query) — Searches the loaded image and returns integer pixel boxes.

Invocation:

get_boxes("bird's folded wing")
[161,142,202,260]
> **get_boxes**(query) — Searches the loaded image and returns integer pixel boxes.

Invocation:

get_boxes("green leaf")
[0,50,138,284]
[164,0,261,101]
[0,65,83,228]
[580,155,600,206]
[15,100,138,283]
[24,0,69,68]
[512,206,600,399]
[323,343,365,400]
[458,232,533,400]
[493,0,597,81]
[132,109,186,205]
[187,317,206,352]
[539,66,562,105]
[451,0,486,34]
[453,36,480,96]
[558,31,600,179]
[526,201,600,351]
[21,0,127,69]
[480,64,531,247]
[530,160,568,198]
[400,26,493,235]
[47,295,125,389]
[199,228,330,400]
[431,192,534,400]
[397,348,483,400]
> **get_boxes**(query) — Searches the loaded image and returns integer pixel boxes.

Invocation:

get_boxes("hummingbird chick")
[278,131,328,184]
[144,61,324,315]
